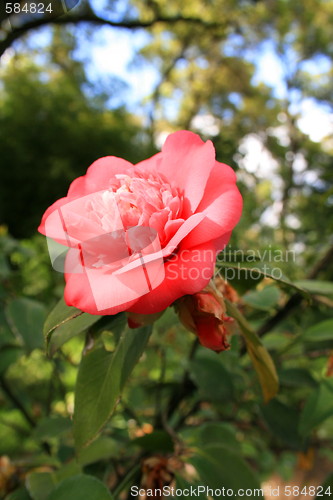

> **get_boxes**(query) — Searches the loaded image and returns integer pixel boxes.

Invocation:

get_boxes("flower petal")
[182,161,243,248]
[196,317,229,352]
[127,242,216,314]
[64,268,139,315]
[135,152,163,174]
[38,197,72,244]
[116,213,205,275]
[159,131,216,216]
[67,156,133,197]
[38,157,132,239]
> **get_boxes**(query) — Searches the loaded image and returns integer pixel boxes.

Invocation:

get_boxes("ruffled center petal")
[71,169,183,248]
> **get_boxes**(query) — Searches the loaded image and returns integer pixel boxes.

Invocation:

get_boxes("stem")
[122,404,143,426]
[174,400,201,430]
[166,338,199,421]
[257,244,333,338]
[112,462,141,498]
[0,375,36,428]
[154,347,167,429]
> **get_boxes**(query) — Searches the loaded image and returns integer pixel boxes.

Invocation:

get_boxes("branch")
[154,347,167,429]
[112,462,142,499]
[0,375,36,428]
[0,11,221,58]
[148,38,191,133]
[166,338,199,421]
[257,244,333,337]
[0,375,52,454]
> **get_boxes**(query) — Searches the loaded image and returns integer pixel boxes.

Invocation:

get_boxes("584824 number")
[5,3,53,14]
[284,485,332,496]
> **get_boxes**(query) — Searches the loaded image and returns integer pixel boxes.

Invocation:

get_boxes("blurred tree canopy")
[0,28,155,237]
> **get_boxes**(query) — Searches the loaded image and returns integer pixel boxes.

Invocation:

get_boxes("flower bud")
[175,285,230,353]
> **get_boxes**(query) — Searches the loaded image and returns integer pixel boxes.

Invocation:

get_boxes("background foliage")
[0,0,333,498]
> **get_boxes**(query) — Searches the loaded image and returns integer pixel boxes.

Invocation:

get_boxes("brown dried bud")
[175,285,230,353]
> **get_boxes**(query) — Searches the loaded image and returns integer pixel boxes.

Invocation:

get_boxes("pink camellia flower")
[38,131,242,316]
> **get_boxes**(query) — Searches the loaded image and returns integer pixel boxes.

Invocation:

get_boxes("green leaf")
[199,423,240,450]
[295,280,333,296]
[99,313,127,347]
[26,472,56,500]
[303,319,333,343]
[52,462,82,483]
[299,379,333,436]
[278,368,318,388]
[260,398,303,448]
[188,422,240,451]
[190,445,261,498]
[0,344,22,375]
[218,261,309,297]
[26,464,81,500]
[175,474,207,500]
[217,265,263,294]
[48,314,103,355]
[6,298,46,353]
[33,417,72,441]
[0,253,11,279]
[46,475,113,500]
[242,286,281,311]
[5,488,33,500]
[43,298,82,337]
[43,298,101,355]
[225,300,279,402]
[73,325,153,450]
[189,356,234,402]
[16,454,60,469]
[0,311,15,346]
[132,430,174,453]
[155,306,180,330]
[78,437,118,466]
